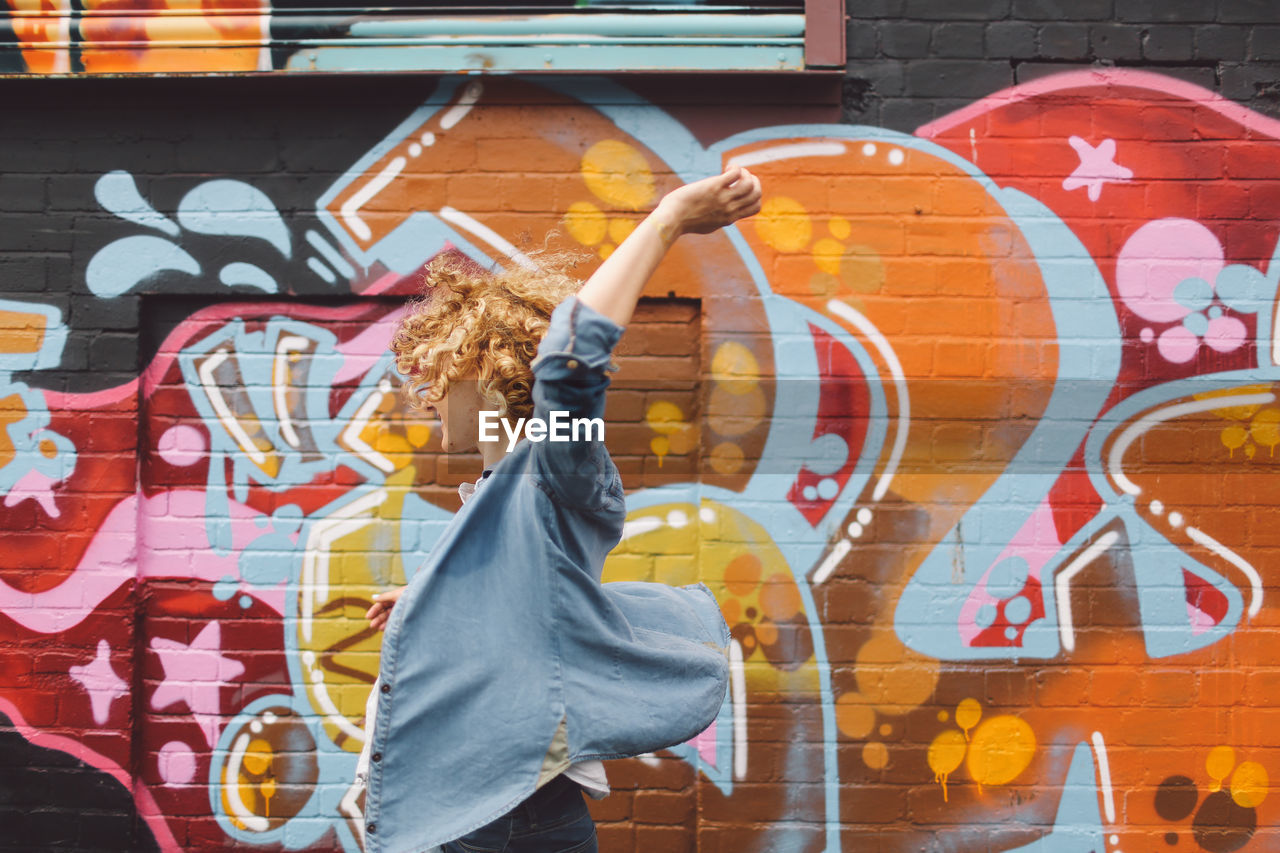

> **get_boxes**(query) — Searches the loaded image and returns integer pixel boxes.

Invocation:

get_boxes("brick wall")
[1,2,1279,851]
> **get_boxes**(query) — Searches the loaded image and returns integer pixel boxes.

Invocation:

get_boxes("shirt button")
[380,683,391,694]
[566,358,579,369]
[372,752,382,763]
[367,823,377,834]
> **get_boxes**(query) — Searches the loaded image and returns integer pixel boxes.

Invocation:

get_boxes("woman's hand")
[576,165,762,327]
[366,587,405,632]
[655,166,763,238]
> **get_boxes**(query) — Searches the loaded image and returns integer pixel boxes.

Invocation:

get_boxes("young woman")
[359,166,763,853]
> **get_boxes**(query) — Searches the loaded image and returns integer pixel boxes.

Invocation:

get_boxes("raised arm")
[576,166,762,327]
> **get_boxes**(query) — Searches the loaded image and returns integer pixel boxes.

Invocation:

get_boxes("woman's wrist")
[649,195,688,244]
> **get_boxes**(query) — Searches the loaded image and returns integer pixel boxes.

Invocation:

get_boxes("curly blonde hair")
[390,252,583,420]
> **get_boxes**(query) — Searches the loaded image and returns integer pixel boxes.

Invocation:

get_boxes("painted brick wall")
[1,2,1280,852]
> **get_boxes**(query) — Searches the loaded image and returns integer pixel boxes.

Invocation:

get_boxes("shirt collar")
[457,468,493,504]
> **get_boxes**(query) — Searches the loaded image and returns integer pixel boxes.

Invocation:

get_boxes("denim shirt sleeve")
[530,295,624,508]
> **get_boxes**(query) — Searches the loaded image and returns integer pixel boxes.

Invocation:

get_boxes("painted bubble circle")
[157,425,208,467]
[158,740,196,785]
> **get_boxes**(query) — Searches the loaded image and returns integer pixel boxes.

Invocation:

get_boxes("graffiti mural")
[0,69,1277,851]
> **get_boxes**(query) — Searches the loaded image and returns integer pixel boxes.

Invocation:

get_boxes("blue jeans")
[441,774,598,853]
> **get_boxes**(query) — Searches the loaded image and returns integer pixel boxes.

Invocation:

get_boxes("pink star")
[150,622,245,748]
[69,639,127,725]
[1062,136,1134,201]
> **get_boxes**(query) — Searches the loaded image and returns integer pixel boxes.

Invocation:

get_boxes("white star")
[69,639,127,725]
[151,622,245,748]
[1062,136,1134,202]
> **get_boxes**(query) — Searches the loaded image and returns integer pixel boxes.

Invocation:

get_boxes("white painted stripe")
[198,348,268,466]
[621,516,664,541]
[340,156,406,243]
[1056,530,1120,653]
[1091,731,1116,824]
[726,141,846,168]
[1107,392,1275,496]
[439,206,537,270]
[811,538,852,585]
[1186,524,1263,618]
[439,81,484,130]
[300,489,388,642]
[341,380,396,473]
[729,638,748,780]
[825,299,909,502]
[273,335,311,449]
[306,229,357,279]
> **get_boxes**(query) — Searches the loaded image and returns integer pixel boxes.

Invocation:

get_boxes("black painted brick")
[0,175,47,212]
[1090,23,1142,60]
[47,174,114,214]
[88,332,138,373]
[904,0,1012,22]
[1038,23,1091,60]
[1250,27,1280,61]
[986,21,1038,59]
[880,22,933,59]
[934,23,986,58]
[0,256,51,292]
[1012,0,1113,21]
[1143,25,1195,61]
[1217,0,1280,24]
[847,23,878,60]
[905,59,1013,98]
[1115,0,1216,23]
[858,61,907,98]
[70,296,139,332]
[846,0,907,19]
[1195,24,1249,61]
[881,98,939,133]
[1220,62,1280,105]
[0,216,74,252]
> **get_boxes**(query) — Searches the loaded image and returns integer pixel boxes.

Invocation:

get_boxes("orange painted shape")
[0,310,48,354]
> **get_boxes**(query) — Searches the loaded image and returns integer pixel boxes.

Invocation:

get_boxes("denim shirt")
[363,297,731,853]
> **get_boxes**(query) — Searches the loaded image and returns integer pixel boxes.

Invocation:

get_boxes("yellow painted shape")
[581,139,655,211]
[828,216,851,240]
[928,729,967,802]
[242,738,272,776]
[1207,745,1236,791]
[955,698,982,738]
[1250,409,1280,455]
[564,201,607,246]
[835,693,875,739]
[854,631,941,715]
[296,467,416,751]
[1231,760,1269,808]
[604,500,818,696]
[1196,384,1272,421]
[608,217,636,245]
[646,401,685,434]
[966,715,1035,787]
[1222,424,1249,456]
[863,741,889,770]
[753,196,811,253]
[709,441,744,475]
[813,237,846,275]
[710,341,760,388]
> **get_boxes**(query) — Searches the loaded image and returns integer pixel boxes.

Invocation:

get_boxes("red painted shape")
[1183,568,1230,626]
[786,325,869,526]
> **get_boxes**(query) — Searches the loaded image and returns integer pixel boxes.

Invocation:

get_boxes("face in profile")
[426,376,486,454]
